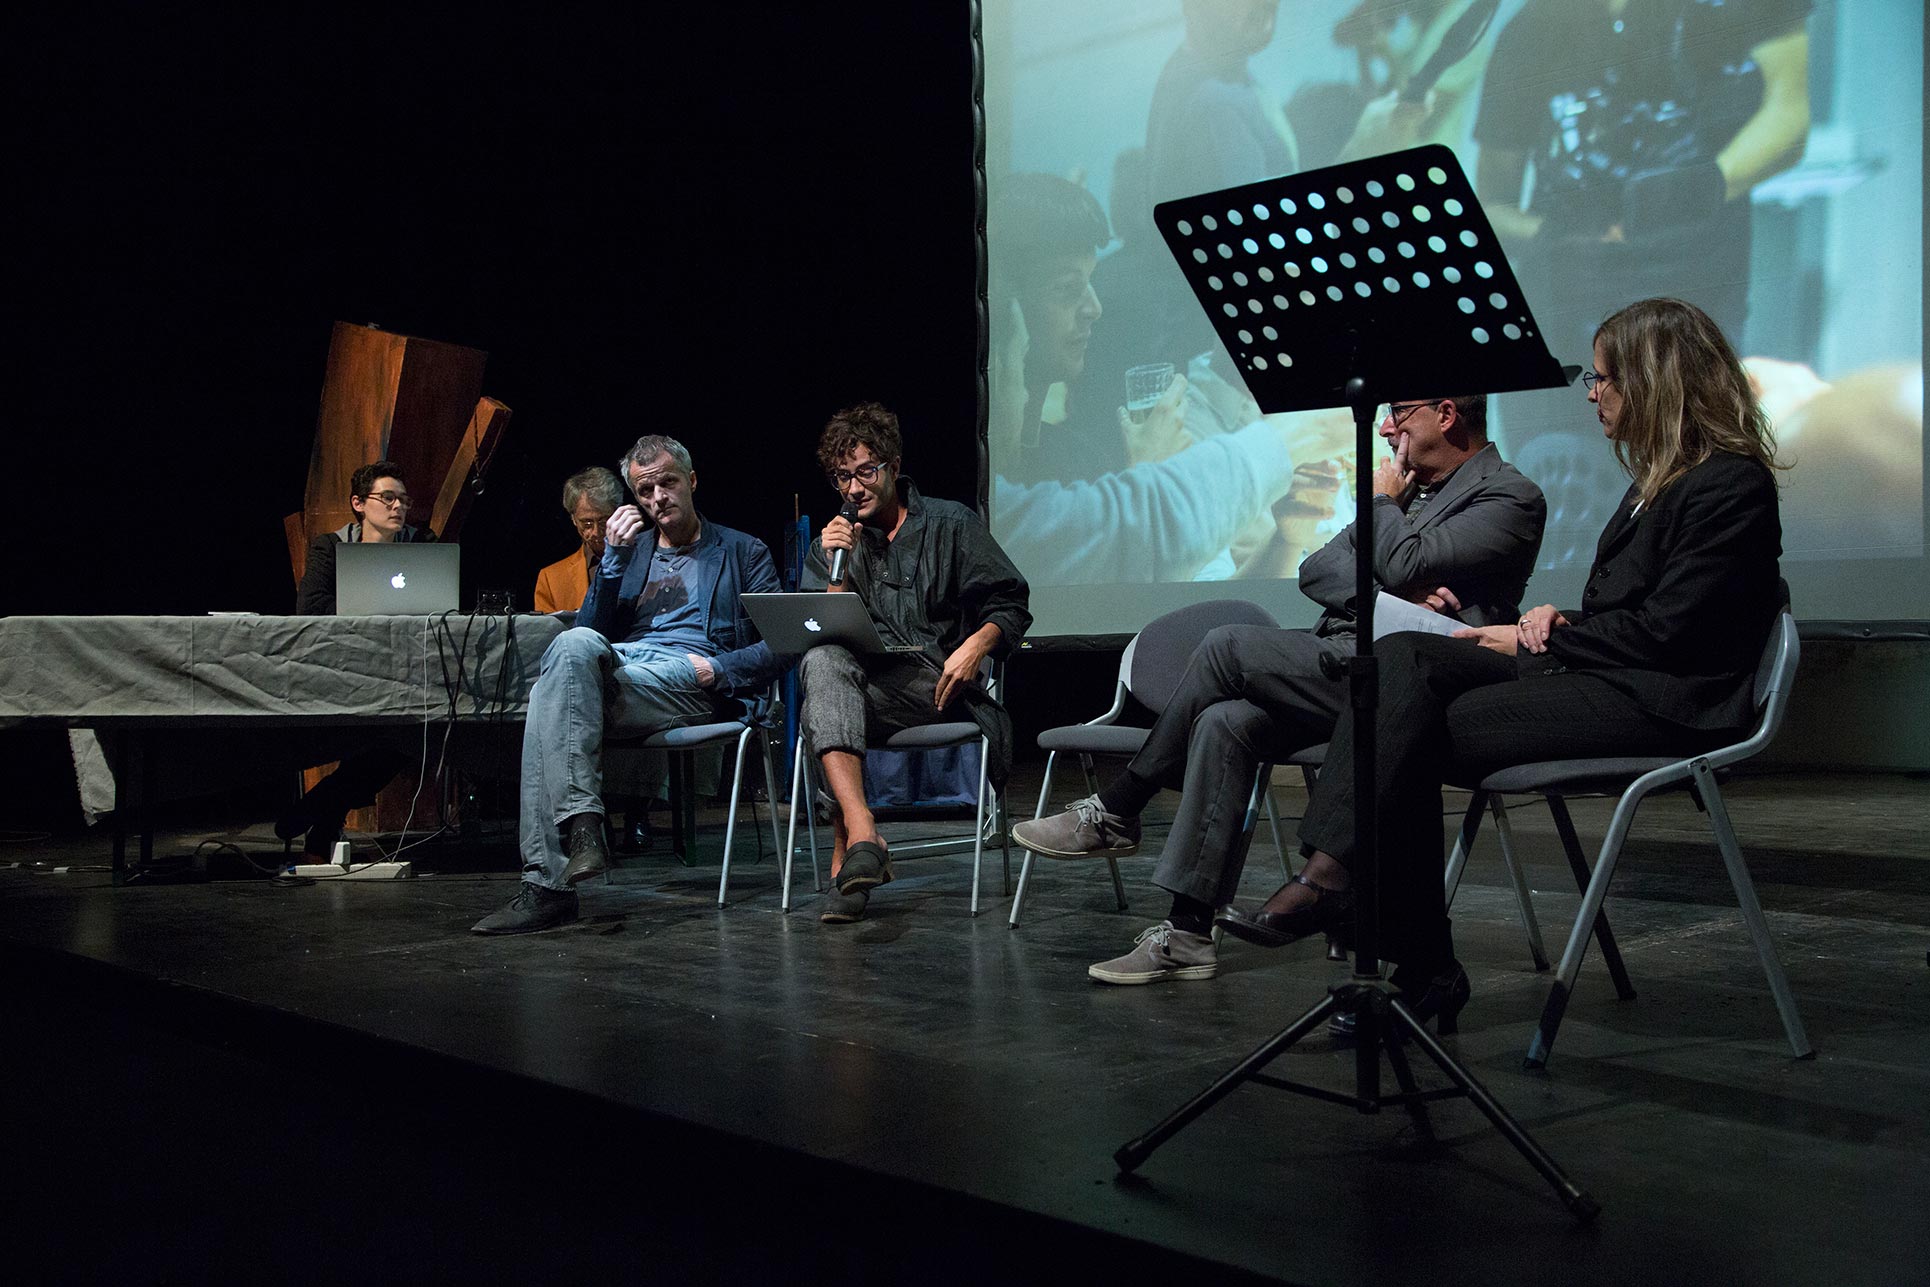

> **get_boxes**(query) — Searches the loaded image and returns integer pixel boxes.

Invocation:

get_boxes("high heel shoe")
[1329,960,1472,1041]
[1216,874,1356,949]
[1392,960,1472,1034]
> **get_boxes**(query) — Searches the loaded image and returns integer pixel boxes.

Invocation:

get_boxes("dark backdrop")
[12,6,979,616]
[8,5,1119,814]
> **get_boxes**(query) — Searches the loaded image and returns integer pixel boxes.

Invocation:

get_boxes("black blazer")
[1525,450,1781,732]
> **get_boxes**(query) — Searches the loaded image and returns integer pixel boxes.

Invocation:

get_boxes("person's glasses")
[1383,401,1434,428]
[365,491,412,509]
[1580,370,1611,391]
[828,461,884,489]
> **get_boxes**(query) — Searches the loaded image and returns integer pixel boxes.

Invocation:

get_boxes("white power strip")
[288,860,415,880]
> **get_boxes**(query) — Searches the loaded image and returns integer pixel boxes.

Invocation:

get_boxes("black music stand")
[1112,145,1597,1220]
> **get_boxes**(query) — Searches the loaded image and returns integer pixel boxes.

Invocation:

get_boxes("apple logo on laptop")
[391,573,408,589]
[804,617,821,632]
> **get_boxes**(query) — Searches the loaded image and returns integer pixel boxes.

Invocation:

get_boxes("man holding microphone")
[796,402,1032,924]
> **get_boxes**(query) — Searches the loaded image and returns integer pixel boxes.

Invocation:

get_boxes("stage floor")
[6,770,1929,1284]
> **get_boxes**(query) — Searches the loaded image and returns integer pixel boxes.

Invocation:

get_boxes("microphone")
[828,501,859,585]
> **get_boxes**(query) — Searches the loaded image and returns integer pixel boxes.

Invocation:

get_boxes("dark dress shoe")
[613,812,653,856]
[1330,960,1472,1041]
[471,881,580,935]
[1216,874,1356,948]
[561,813,610,886]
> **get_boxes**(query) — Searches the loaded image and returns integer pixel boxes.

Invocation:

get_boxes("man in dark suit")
[1011,392,1546,984]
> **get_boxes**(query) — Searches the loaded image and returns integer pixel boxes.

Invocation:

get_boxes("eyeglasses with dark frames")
[1580,370,1612,391]
[364,490,412,509]
[1383,401,1436,428]
[828,461,886,490]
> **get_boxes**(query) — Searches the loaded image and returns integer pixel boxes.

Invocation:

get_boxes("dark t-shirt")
[629,537,714,655]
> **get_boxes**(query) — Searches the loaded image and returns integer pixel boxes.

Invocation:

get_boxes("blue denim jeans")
[519,627,718,888]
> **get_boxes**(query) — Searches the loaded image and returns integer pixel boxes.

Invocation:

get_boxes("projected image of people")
[990,173,1354,588]
[988,0,1922,631]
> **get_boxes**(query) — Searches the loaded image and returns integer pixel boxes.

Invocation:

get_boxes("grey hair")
[561,465,625,515]
[617,435,694,492]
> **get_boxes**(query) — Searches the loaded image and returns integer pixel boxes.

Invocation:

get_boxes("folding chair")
[1009,600,1293,926]
[604,693,783,907]
[1457,608,1812,1067]
[781,664,1009,916]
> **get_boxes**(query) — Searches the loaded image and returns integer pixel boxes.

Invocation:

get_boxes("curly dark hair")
[350,460,406,501]
[817,402,903,477]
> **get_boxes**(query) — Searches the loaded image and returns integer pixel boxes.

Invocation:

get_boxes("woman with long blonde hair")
[1218,298,1785,1027]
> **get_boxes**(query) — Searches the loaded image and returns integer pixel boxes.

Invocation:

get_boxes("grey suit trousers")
[1118,625,1349,907]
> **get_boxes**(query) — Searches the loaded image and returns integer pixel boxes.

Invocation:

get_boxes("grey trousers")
[519,627,718,890]
[796,644,951,759]
[1125,626,1348,907]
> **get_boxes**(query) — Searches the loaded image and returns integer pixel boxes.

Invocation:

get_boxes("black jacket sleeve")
[295,535,339,615]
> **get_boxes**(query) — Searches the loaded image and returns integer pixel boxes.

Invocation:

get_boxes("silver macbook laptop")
[335,543,461,616]
[741,592,924,655]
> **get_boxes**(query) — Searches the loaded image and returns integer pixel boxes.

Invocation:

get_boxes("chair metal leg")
[1105,855,1128,912]
[1547,796,1637,1001]
[1691,760,1813,1058]
[762,736,783,864]
[969,737,991,917]
[1008,753,1057,927]
[802,754,822,893]
[1526,786,1648,1068]
[716,728,754,908]
[782,738,806,912]
[999,786,1012,896]
[1489,796,1551,972]
[1261,775,1292,879]
[1444,790,1485,903]
[1238,768,1274,880]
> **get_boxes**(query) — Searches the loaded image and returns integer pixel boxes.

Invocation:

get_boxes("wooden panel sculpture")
[288,322,514,837]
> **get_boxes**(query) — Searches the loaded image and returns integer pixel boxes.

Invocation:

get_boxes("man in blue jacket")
[473,435,786,934]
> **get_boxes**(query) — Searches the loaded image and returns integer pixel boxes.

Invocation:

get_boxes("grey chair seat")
[639,719,752,750]
[1036,724,1150,756]
[1468,757,1678,795]
[883,722,980,750]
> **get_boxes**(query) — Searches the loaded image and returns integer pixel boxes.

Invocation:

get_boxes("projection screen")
[982,0,1925,638]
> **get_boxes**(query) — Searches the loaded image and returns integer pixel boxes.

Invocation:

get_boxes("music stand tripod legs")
[1120,147,1600,1216]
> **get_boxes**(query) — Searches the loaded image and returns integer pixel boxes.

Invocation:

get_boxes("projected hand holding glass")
[1119,368,1193,466]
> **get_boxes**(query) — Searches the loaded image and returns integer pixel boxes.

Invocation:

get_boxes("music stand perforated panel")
[1155,144,1567,413]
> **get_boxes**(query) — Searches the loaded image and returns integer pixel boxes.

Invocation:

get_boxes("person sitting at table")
[533,466,624,614]
[1221,296,1786,1030]
[294,460,436,615]
[280,460,438,857]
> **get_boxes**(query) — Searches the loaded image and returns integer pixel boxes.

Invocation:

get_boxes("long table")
[0,614,567,874]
